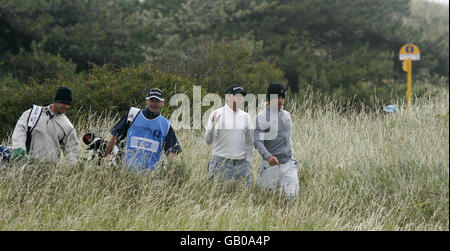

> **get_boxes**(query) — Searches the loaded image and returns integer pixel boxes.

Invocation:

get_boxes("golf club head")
[83,132,104,150]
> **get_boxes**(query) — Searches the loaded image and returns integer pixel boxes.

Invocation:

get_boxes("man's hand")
[267,155,279,166]
[167,152,175,163]
[10,147,28,162]
[211,112,221,126]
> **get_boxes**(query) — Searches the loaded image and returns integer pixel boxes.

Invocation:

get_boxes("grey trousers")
[208,155,252,186]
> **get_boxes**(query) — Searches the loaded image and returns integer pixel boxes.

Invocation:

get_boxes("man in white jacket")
[11,86,79,164]
[204,85,254,186]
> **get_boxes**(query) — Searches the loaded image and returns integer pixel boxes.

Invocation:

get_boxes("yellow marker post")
[399,44,420,111]
[402,58,412,110]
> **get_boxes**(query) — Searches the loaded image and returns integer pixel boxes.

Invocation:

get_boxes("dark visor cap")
[226,85,247,96]
[267,82,286,100]
[146,88,164,101]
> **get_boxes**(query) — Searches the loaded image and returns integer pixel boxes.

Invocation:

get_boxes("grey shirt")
[254,106,293,164]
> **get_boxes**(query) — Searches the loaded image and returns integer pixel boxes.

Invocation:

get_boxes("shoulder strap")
[27,105,43,129]
[127,107,141,128]
[25,105,43,153]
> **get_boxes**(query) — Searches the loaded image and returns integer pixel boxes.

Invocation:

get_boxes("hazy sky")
[426,0,449,4]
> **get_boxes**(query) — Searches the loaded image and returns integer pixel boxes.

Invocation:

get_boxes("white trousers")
[257,158,299,197]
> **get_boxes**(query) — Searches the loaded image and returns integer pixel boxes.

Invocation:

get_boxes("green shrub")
[0,62,197,138]
[154,40,285,96]
[2,41,77,83]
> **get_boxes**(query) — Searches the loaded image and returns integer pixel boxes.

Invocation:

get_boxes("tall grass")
[0,90,448,230]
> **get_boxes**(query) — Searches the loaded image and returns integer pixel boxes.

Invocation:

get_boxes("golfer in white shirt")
[204,85,254,186]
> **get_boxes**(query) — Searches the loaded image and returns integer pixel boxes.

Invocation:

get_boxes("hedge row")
[0,63,199,138]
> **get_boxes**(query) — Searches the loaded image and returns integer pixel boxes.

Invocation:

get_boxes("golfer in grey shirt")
[254,83,299,196]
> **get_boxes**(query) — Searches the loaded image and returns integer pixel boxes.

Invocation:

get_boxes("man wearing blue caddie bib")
[104,88,181,171]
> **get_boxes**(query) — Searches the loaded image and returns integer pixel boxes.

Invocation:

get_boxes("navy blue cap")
[146,88,164,101]
[267,82,286,100]
[54,86,73,105]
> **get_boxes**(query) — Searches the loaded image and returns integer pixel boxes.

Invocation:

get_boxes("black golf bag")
[82,133,124,166]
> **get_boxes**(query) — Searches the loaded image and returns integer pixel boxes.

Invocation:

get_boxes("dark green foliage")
[0,0,448,138]
[2,40,77,82]
[0,63,197,137]
[154,40,284,95]
[142,0,448,101]
[0,0,147,81]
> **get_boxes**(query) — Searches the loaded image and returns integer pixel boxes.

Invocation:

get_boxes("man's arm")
[254,114,271,161]
[104,135,117,158]
[244,115,254,163]
[204,111,220,145]
[104,114,128,157]
[163,126,182,162]
[11,109,31,149]
[63,127,79,164]
[254,114,280,166]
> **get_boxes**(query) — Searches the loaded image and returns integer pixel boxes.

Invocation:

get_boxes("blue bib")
[125,112,170,171]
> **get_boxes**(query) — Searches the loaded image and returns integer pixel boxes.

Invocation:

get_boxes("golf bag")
[82,132,124,166]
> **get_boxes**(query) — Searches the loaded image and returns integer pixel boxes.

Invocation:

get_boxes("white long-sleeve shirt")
[12,105,79,164]
[204,104,254,162]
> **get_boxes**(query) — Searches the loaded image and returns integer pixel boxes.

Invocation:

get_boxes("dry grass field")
[0,90,448,230]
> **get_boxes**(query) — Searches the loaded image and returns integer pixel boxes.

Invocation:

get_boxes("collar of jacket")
[142,107,160,119]
[44,105,55,119]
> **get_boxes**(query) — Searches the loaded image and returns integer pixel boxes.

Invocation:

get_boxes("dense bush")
[0,55,286,138]
[2,0,448,94]
[0,0,147,78]
[1,0,449,137]
[0,63,197,138]
[155,40,285,95]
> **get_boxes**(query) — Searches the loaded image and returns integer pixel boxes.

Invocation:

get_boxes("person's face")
[53,103,71,114]
[270,96,285,111]
[227,93,244,111]
[146,98,164,113]
[233,93,244,107]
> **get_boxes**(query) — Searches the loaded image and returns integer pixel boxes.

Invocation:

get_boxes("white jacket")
[12,105,79,164]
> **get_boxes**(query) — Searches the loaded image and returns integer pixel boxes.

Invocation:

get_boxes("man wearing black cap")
[254,82,299,197]
[104,88,181,171]
[204,85,254,186]
[11,86,79,163]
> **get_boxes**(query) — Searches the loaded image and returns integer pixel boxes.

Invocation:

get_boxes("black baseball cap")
[226,85,247,96]
[54,86,73,105]
[267,82,286,100]
[146,88,164,101]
